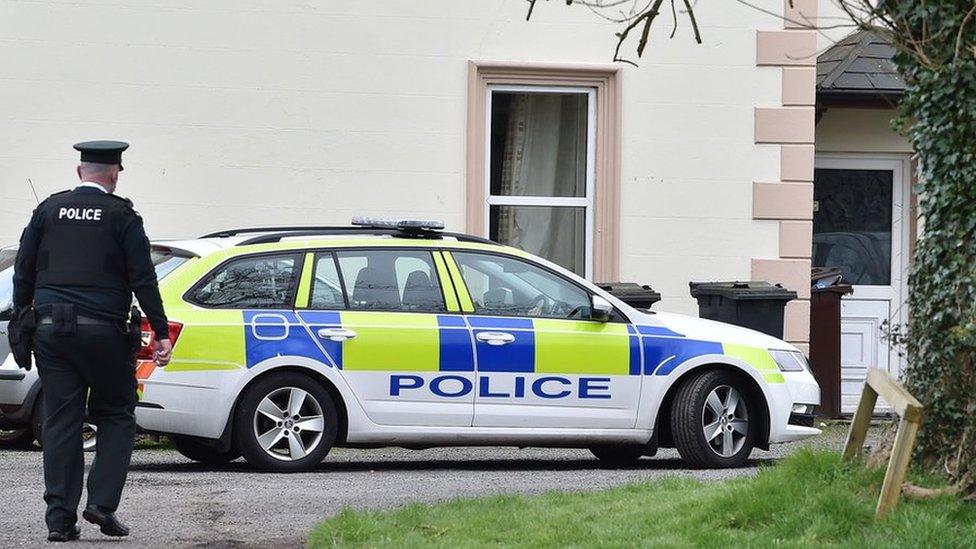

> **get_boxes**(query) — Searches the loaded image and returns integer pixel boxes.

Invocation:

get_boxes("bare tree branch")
[526,0,702,65]
[955,2,976,60]
[681,0,701,43]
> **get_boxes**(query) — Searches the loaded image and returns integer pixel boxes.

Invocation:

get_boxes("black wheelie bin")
[689,281,797,339]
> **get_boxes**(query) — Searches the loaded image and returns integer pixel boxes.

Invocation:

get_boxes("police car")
[10,219,819,471]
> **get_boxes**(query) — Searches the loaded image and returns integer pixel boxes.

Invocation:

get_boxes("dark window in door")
[812,168,893,285]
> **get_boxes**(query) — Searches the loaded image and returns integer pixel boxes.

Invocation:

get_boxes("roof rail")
[200,226,351,238]
[233,228,497,246]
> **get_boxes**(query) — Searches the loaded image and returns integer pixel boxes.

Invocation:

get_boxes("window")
[468,64,620,281]
[0,248,17,316]
[486,86,594,276]
[189,253,300,309]
[813,169,893,285]
[452,251,591,319]
[336,250,446,313]
[151,248,191,281]
[309,253,345,310]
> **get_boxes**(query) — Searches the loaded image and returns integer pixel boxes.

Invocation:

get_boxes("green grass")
[308,450,976,548]
[134,434,173,450]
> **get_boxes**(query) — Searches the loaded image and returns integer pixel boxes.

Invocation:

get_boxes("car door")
[296,248,475,427]
[444,250,641,429]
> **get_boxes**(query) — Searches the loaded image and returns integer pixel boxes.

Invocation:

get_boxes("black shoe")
[82,505,129,537]
[47,524,80,542]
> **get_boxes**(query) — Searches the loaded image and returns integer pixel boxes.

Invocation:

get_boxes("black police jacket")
[12,186,169,337]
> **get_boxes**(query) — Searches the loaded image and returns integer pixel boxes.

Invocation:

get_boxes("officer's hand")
[153,338,173,366]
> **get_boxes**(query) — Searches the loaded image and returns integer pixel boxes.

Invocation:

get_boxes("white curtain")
[494,93,586,274]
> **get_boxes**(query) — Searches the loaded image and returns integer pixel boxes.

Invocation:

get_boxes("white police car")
[113,219,820,472]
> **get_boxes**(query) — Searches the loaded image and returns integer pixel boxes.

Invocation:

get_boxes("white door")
[813,155,911,413]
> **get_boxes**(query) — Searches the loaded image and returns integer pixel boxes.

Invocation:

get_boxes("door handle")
[317,328,357,342]
[476,331,516,346]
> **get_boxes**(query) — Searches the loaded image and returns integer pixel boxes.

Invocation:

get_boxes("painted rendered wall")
[816,109,912,153]
[0,0,789,319]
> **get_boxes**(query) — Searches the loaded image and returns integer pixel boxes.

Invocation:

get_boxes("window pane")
[813,168,893,285]
[191,254,299,308]
[453,252,590,319]
[0,249,16,272]
[336,250,445,313]
[0,267,12,317]
[151,250,190,281]
[309,253,345,310]
[489,205,585,276]
[489,91,587,198]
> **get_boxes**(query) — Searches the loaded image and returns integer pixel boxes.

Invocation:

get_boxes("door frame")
[813,152,913,379]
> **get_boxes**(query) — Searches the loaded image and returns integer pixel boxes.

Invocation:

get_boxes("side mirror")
[590,295,613,322]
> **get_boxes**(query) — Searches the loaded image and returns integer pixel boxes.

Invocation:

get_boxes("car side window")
[452,252,591,319]
[309,253,346,310]
[335,250,446,313]
[189,253,300,309]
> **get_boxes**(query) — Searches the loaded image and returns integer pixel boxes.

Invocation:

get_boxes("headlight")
[769,349,808,372]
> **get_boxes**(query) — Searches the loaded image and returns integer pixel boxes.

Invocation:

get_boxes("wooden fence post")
[842,368,924,519]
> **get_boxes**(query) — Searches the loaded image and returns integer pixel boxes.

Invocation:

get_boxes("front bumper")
[788,408,817,427]
[766,369,821,444]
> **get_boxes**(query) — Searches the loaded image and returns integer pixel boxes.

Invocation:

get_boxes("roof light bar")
[351,217,445,231]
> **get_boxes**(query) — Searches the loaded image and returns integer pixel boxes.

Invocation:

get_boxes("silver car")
[0,246,41,448]
[0,246,15,362]
[0,241,175,450]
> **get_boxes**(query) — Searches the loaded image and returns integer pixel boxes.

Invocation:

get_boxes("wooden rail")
[842,368,924,519]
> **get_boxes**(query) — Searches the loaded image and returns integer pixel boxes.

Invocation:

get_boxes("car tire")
[234,372,338,472]
[172,435,241,465]
[589,444,647,465]
[670,370,756,468]
[0,428,34,449]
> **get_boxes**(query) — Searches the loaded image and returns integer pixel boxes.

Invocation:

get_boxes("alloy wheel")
[82,423,97,452]
[252,387,325,461]
[701,384,749,458]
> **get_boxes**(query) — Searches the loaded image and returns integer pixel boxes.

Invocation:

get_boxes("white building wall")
[0,0,787,317]
[817,109,913,153]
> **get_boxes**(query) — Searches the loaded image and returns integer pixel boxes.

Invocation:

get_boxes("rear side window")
[335,249,446,313]
[151,248,192,281]
[188,253,301,309]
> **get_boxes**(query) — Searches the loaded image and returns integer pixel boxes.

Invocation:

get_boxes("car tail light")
[137,318,183,361]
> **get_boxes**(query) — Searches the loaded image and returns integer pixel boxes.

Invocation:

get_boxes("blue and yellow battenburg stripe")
[238,310,784,383]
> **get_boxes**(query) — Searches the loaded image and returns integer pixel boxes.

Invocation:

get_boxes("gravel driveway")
[0,425,861,548]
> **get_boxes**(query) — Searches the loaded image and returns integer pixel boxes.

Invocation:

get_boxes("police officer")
[11,141,172,542]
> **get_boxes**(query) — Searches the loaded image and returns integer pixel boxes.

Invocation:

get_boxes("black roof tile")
[816,30,905,98]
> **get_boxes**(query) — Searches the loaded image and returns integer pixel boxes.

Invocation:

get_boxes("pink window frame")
[465,61,622,281]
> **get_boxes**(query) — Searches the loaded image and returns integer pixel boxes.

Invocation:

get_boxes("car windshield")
[0,246,191,315]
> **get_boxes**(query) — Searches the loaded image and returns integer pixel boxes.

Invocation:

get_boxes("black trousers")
[33,323,136,532]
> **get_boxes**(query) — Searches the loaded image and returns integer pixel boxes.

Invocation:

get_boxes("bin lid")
[812,285,854,295]
[812,266,843,286]
[596,282,662,301]
[689,281,798,301]
[811,267,854,294]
